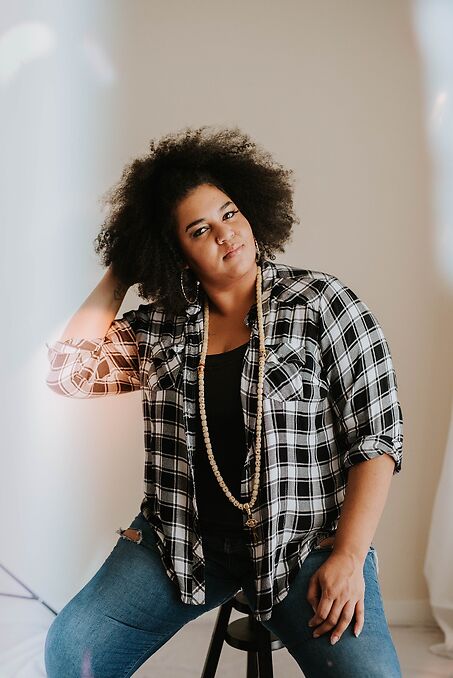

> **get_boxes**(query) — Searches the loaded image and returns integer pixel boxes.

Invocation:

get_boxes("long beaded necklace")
[197,263,266,541]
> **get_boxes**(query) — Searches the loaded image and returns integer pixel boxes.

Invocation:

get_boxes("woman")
[44,125,404,677]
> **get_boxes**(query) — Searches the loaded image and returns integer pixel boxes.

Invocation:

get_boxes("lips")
[223,244,243,258]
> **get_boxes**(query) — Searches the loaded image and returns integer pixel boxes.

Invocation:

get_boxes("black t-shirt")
[193,341,249,536]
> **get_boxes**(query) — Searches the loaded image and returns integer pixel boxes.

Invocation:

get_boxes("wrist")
[331,545,367,567]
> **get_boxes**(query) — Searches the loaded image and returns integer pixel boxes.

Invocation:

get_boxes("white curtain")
[413,0,453,660]
[424,404,453,658]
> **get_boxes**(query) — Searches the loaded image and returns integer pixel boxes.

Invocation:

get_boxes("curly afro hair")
[94,124,299,315]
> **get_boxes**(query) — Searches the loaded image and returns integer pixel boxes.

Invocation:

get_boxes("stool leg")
[254,619,274,678]
[246,650,259,678]
[201,598,234,678]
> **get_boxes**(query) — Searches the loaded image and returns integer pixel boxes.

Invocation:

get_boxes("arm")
[331,453,396,565]
[305,275,404,643]
[45,267,143,398]
[56,265,129,341]
[317,274,404,552]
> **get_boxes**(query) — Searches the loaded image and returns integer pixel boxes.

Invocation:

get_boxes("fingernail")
[331,635,339,645]
[313,632,320,638]
[308,620,314,627]
[354,629,361,638]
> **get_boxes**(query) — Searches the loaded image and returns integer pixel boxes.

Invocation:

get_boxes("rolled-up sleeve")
[45,307,142,398]
[318,275,403,475]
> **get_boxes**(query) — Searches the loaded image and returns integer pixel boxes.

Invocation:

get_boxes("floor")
[1,564,452,678]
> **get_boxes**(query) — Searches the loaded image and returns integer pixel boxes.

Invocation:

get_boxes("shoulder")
[270,261,351,308]
[119,301,189,348]
[118,301,169,338]
[119,302,156,327]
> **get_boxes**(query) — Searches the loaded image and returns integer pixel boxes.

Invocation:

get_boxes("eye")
[191,209,239,238]
[192,226,209,238]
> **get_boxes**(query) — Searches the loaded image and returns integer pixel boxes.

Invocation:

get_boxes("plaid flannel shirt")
[45,259,403,622]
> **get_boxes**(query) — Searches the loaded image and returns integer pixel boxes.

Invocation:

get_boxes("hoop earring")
[254,238,261,263]
[180,268,200,304]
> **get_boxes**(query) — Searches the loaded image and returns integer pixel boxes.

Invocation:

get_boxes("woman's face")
[174,183,257,287]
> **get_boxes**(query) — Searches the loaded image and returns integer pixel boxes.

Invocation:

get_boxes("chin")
[220,244,255,272]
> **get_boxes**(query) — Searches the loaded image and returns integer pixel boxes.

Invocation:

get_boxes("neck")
[204,262,258,317]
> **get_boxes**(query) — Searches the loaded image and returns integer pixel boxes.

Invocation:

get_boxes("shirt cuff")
[45,337,105,356]
[343,434,403,475]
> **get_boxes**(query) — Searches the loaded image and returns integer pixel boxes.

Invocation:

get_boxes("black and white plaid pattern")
[45,259,403,622]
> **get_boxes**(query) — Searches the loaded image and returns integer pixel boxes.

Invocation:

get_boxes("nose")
[215,222,235,245]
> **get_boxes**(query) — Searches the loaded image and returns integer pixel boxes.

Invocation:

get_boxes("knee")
[45,612,66,677]
[44,606,94,678]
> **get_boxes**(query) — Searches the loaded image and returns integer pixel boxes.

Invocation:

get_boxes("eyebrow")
[184,200,233,232]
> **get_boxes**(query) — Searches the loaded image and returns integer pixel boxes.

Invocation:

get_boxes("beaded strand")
[197,263,266,537]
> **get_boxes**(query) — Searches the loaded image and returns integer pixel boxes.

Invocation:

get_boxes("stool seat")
[225,617,284,652]
[232,590,257,614]
[201,589,284,677]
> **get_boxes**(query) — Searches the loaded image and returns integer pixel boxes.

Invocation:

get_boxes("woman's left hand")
[306,551,365,645]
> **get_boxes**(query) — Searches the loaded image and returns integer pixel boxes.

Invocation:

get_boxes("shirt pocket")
[146,340,184,391]
[263,340,328,402]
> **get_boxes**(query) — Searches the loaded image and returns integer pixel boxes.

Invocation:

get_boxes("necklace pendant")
[245,517,258,528]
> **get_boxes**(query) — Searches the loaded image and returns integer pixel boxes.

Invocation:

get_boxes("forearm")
[57,266,129,342]
[331,453,395,566]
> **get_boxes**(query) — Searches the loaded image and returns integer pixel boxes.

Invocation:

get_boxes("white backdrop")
[1,1,451,638]
[413,0,453,659]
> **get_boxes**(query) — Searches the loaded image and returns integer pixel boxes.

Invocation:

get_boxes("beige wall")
[2,0,449,625]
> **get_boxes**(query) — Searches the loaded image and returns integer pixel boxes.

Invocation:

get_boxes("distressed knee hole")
[116,527,143,544]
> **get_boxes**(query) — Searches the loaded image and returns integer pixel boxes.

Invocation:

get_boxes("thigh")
[45,511,240,678]
[241,546,402,678]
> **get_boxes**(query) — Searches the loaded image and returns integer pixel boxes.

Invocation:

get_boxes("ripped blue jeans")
[44,510,402,677]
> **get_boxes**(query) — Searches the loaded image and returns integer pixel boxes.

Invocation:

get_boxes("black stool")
[201,589,284,677]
